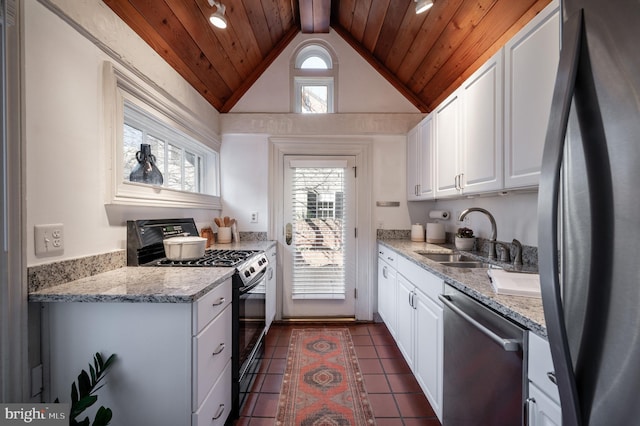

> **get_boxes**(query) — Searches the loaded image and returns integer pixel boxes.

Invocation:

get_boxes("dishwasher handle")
[438,294,520,352]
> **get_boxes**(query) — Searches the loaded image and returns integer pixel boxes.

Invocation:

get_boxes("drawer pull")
[211,297,225,307]
[212,343,225,356]
[547,371,557,385]
[212,404,225,420]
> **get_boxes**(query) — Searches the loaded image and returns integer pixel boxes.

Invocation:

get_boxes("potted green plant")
[455,227,475,250]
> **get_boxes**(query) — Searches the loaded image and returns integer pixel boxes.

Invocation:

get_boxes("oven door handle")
[238,268,267,294]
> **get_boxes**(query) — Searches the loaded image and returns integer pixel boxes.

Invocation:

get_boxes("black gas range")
[127,218,267,284]
[126,218,267,420]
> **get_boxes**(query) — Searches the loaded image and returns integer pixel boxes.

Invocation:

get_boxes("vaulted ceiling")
[103,0,552,113]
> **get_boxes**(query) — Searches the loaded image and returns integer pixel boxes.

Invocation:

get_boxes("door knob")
[285,223,292,245]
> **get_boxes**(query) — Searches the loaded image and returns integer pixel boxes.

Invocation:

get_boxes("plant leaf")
[102,354,116,371]
[71,395,98,419]
[95,352,104,370]
[92,406,112,426]
[89,365,96,385]
[74,416,90,426]
[71,382,79,405]
[78,370,91,397]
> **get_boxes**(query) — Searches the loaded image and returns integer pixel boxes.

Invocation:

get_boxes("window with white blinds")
[290,163,347,299]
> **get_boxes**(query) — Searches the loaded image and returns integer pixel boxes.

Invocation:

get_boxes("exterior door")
[281,155,356,318]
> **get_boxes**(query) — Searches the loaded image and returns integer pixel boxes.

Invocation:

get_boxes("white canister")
[426,223,446,243]
[217,227,232,243]
[411,224,425,242]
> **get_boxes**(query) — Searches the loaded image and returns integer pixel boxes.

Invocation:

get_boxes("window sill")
[108,181,221,210]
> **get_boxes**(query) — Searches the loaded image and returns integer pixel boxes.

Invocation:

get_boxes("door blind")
[290,166,347,299]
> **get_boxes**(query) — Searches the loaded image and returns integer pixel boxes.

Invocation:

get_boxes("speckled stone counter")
[29,241,276,303]
[378,239,546,338]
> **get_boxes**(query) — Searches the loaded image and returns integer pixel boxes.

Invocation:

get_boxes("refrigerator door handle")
[538,8,584,426]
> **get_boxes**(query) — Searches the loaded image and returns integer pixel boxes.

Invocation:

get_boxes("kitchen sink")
[440,261,494,269]
[418,253,476,262]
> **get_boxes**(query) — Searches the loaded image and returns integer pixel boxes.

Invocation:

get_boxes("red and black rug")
[275,328,376,425]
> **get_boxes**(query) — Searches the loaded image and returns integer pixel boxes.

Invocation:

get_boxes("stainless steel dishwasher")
[439,284,527,425]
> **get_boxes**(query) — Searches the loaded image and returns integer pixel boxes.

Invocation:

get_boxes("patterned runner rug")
[276,328,376,425]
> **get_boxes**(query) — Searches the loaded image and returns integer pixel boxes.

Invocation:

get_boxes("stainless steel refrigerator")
[538,0,640,425]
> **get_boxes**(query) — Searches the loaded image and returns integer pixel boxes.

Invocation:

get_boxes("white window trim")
[294,76,335,114]
[291,41,338,113]
[103,61,222,209]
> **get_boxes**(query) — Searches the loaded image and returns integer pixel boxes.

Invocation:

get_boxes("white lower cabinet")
[528,332,562,426]
[395,274,415,368]
[266,246,277,331]
[43,279,233,426]
[193,360,232,426]
[413,288,443,419]
[528,382,562,426]
[379,248,443,421]
[377,254,397,338]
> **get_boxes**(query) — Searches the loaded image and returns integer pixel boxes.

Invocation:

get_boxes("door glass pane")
[291,167,346,299]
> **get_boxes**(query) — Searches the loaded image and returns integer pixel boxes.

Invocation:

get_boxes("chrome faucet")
[458,208,498,260]
[512,238,523,268]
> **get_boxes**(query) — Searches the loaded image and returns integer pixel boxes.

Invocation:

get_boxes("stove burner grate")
[153,249,259,267]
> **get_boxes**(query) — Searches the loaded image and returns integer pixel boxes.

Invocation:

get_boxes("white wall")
[220,134,269,231]
[25,1,221,266]
[221,130,410,233]
[231,30,420,114]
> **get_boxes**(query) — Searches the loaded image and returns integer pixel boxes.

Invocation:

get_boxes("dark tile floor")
[233,322,442,425]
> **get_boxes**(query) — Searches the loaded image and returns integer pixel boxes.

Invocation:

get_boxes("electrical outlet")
[35,223,64,256]
[250,211,258,223]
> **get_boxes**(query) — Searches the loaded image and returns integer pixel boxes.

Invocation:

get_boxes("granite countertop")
[378,239,546,337]
[29,241,276,303]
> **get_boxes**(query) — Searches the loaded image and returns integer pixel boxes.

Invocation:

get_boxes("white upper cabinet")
[434,90,462,198]
[461,51,504,194]
[435,50,503,198]
[504,0,560,189]
[409,0,560,199]
[407,114,435,201]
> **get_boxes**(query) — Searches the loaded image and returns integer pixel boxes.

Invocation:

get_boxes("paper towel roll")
[428,210,450,220]
[426,223,446,243]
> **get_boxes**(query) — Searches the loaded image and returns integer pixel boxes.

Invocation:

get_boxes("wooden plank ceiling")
[103,0,552,113]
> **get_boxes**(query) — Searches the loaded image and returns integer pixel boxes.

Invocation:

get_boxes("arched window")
[291,42,337,113]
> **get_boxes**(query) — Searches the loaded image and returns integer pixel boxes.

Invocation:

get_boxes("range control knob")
[250,266,255,273]
[244,270,251,278]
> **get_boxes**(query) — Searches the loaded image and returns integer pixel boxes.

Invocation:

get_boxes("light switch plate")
[34,223,64,256]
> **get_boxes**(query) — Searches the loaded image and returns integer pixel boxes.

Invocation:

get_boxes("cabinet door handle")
[382,266,388,279]
[387,256,394,262]
[547,371,557,385]
[525,397,536,426]
[212,403,225,420]
[454,174,459,190]
[459,173,464,191]
[212,343,225,356]
[268,267,273,280]
[211,297,225,307]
